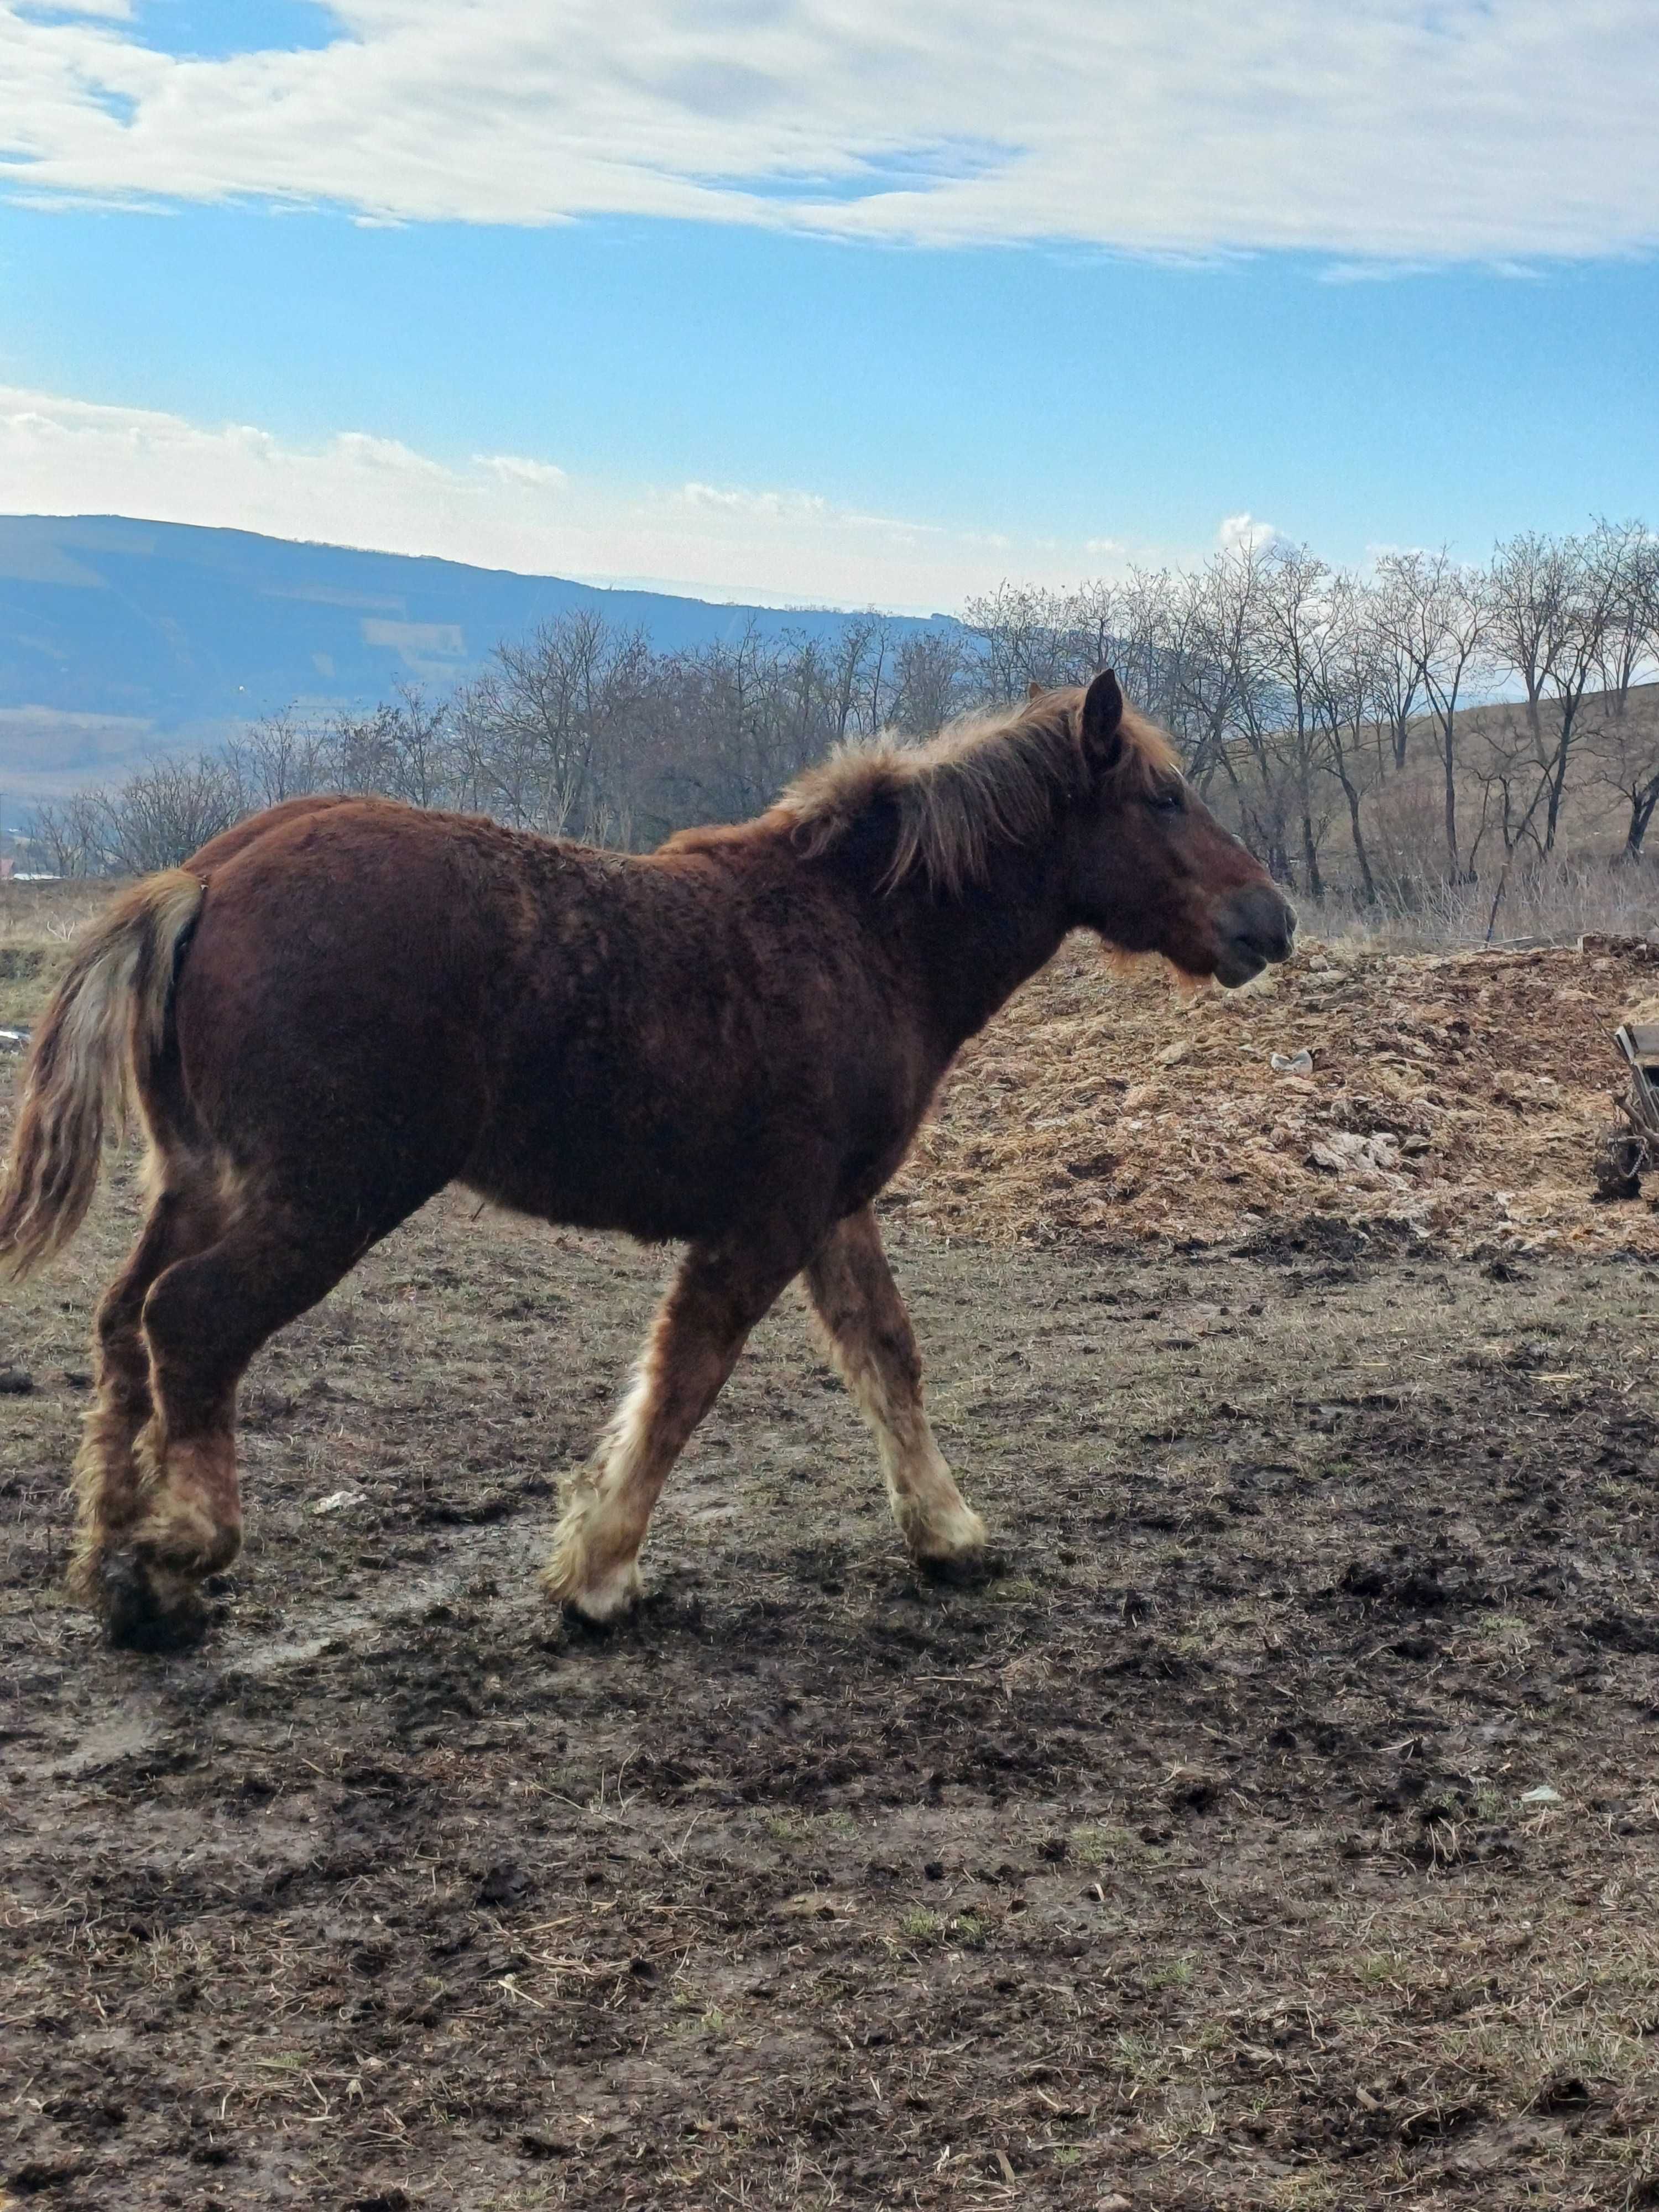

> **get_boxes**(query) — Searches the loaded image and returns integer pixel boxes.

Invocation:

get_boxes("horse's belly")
[462,1077,898,1247]
[460,1130,771,1243]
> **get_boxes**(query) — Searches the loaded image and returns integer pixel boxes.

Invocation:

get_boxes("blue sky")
[3,1,1657,609]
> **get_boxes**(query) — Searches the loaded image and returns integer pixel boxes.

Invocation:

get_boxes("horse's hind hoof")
[541,1546,644,1627]
[559,1599,628,1640]
[98,1552,210,1653]
[916,1546,1005,1591]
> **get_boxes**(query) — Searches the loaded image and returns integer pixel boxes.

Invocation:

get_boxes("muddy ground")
[3,1171,1658,2210]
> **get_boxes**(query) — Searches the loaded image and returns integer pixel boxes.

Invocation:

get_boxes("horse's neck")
[909,844,1072,1052]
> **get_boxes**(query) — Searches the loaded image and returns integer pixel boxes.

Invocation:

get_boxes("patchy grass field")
[0,883,111,1031]
[3,1154,1658,2208]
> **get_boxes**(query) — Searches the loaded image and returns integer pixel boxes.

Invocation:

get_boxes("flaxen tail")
[0,871,204,1278]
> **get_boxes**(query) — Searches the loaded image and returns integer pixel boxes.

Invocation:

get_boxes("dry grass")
[0,877,116,943]
[1298,853,1659,956]
[0,942,72,1032]
[0,881,114,1030]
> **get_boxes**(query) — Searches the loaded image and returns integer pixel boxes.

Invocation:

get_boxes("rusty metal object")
[1596,1022,1659,1201]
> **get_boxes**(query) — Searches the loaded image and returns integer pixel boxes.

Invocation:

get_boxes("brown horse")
[0,671,1293,1650]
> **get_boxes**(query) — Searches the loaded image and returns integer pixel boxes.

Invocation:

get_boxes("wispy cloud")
[1,2,1656,261]
[0,384,1155,608]
[476,453,570,493]
[677,482,828,518]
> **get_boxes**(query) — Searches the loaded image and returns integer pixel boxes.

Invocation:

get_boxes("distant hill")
[0,514,954,797]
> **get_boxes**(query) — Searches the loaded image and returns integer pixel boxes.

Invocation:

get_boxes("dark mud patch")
[3,1198,1659,2208]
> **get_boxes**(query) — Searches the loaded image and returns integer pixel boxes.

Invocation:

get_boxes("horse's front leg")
[804,1207,987,1571]
[544,1238,799,1622]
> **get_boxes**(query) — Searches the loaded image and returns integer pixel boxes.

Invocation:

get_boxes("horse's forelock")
[782,687,1181,895]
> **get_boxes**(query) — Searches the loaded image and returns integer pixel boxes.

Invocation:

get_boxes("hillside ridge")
[0,513,954,792]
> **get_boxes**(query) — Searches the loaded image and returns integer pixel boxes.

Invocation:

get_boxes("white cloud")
[1217,512,1284,555]
[327,429,450,477]
[0,384,1151,609]
[1,2,1656,260]
[677,482,828,518]
[477,453,570,492]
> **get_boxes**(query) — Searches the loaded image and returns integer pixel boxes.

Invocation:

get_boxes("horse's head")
[1056,670,1296,987]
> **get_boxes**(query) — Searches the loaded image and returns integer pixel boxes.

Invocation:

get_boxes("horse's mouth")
[1213,938,1272,988]
[1211,889,1297,987]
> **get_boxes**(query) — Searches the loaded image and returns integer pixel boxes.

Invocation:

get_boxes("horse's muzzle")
[1214,884,1297,986]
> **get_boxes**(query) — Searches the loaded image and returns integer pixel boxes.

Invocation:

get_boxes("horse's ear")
[1079,668,1124,770]
[1027,680,1046,702]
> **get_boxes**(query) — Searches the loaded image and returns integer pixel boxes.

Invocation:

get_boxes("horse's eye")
[1147,785,1185,814]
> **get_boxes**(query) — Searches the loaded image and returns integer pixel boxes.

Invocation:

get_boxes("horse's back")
[163,796,922,1245]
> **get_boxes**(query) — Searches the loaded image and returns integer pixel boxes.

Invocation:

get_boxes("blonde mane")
[780,686,1181,896]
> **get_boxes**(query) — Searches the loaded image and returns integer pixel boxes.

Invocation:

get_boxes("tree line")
[26,521,1659,919]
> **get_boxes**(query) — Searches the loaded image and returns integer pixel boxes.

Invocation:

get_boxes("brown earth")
[892,933,1659,1262]
[3,931,1659,2210]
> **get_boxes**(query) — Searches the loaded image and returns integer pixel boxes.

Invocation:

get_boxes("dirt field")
[3,919,1659,2209]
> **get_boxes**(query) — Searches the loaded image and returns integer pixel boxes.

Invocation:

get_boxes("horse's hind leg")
[103,1193,406,1650]
[544,1240,799,1623]
[72,1164,226,1613]
[804,1207,987,1571]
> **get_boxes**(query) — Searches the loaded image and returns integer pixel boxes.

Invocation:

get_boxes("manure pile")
[889,932,1659,1258]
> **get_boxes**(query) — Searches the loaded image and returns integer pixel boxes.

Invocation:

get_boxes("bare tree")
[455,613,649,838]
[1362,566,1425,775]
[857,615,898,737]
[1165,548,1272,796]
[95,757,243,875]
[1109,568,1180,733]
[1308,573,1383,904]
[1486,527,1620,852]
[891,627,974,735]
[1254,545,1342,896]
[27,791,106,878]
[961,582,1077,699]
[1589,518,1658,716]
[1588,693,1659,861]
[222,709,328,810]
[1375,550,1488,879]
[1045,581,1121,691]
[377,684,453,810]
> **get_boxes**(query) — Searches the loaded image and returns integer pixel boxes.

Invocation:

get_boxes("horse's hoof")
[98,1551,210,1653]
[555,1572,644,1631]
[916,1545,1005,1590]
[541,1548,644,1626]
[559,1598,628,1639]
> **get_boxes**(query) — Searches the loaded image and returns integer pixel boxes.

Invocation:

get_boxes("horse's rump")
[169,802,532,1213]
